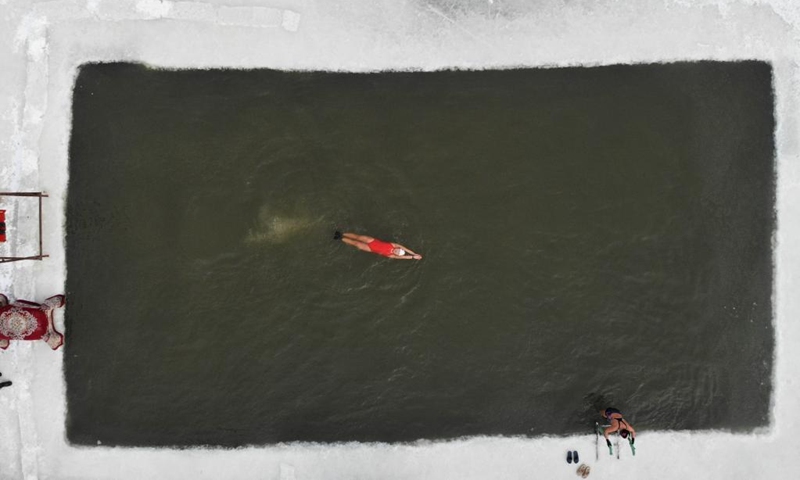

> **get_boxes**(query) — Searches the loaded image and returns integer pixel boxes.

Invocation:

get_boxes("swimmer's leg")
[342,232,375,243]
[341,236,372,253]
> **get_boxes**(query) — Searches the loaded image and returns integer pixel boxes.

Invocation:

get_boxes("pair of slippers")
[566,450,579,464]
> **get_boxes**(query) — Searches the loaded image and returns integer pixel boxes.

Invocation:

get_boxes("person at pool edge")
[601,407,636,445]
[334,231,422,260]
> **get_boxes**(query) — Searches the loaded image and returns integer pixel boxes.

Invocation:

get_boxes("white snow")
[1,0,799,479]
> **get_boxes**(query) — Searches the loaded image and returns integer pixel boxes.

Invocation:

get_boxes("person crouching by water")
[601,407,636,446]
[334,231,422,260]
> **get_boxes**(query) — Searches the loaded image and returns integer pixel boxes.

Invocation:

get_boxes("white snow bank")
[1,0,800,479]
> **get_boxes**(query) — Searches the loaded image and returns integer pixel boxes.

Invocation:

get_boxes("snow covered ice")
[2,0,800,478]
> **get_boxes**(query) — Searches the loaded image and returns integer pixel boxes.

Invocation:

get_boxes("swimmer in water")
[334,231,422,260]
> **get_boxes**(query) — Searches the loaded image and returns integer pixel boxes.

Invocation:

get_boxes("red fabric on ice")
[0,209,6,243]
[0,294,65,350]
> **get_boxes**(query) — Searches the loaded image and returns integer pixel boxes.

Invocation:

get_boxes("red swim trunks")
[367,239,395,257]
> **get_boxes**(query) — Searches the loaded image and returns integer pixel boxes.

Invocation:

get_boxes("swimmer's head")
[393,248,406,256]
[620,429,630,439]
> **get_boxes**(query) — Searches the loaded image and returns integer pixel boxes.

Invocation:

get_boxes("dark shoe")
[567,450,573,464]
[0,381,11,389]
[333,231,342,240]
[573,450,579,463]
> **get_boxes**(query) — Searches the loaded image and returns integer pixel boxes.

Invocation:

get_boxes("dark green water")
[65,62,774,447]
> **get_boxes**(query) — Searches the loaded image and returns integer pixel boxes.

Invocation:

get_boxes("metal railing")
[0,192,49,264]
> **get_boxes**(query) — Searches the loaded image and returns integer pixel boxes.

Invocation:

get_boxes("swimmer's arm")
[389,254,415,260]
[392,243,422,258]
